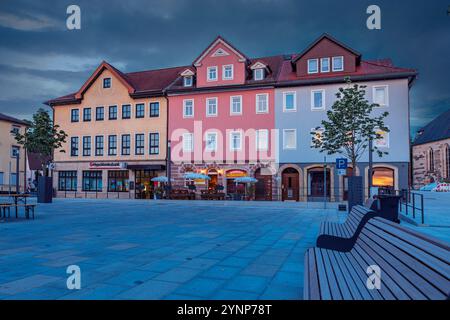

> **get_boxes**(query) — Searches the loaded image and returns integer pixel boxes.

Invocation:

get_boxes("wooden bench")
[304,217,450,300]
[169,189,195,200]
[0,203,12,219]
[316,205,377,251]
[200,191,226,200]
[15,204,36,219]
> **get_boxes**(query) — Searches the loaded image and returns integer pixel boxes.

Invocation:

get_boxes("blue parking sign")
[336,158,348,169]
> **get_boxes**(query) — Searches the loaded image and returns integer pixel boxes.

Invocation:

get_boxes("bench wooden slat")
[359,231,446,299]
[369,219,450,263]
[319,249,344,300]
[338,249,384,300]
[306,249,321,300]
[314,249,333,300]
[324,249,353,299]
[365,223,450,278]
[331,250,364,300]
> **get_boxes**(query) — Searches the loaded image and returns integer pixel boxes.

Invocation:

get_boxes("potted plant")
[154,186,164,199]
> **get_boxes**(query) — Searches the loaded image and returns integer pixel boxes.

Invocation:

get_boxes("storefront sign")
[89,162,127,169]
[226,170,247,178]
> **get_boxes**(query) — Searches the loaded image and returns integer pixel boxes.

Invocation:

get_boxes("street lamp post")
[368,137,373,198]
[15,149,20,194]
[167,140,172,193]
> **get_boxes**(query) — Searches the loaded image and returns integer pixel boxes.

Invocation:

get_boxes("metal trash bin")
[376,195,401,223]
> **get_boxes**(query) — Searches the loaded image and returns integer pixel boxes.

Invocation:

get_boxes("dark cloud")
[0,0,449,135]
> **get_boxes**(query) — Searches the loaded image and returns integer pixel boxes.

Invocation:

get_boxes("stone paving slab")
[0,198,446,300]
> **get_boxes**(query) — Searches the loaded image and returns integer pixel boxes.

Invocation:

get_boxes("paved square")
[0,197,447,300]
[0,199,341,300]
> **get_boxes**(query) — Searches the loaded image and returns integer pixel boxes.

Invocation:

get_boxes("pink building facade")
[167,37,283,200]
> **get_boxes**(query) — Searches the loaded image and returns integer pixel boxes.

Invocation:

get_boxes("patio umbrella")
[233,176,258,199]
[151,176,170,183]
[183,173,211,180]
[234,177,258,183]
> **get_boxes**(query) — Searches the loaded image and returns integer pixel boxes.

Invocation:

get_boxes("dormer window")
[183,76,193,87]
[332,56,344,72]
[307,59,319,74]
[253,68,265,81]
[103,78,111,88]
[207,66,218,81]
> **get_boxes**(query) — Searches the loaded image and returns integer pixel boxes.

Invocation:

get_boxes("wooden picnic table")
[8,194,30,218]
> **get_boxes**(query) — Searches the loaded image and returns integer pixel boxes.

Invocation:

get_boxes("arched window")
[428,148,434,172]
[371,167,394,188]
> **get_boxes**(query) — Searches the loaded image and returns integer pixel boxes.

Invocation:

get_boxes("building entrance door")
[281,168,299,201]
[135,170,156,199]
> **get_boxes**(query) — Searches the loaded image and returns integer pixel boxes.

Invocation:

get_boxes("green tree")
[14,108,67,176]
[311,78,389,175]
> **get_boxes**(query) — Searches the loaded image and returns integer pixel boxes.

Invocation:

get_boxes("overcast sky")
[0,0,449,135]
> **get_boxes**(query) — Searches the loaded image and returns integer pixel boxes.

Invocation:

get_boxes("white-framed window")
[183,133,193,152]
[332,56,344,72]
[283,92,296,112]
[183,76,193,87]
[253,68,265,80]
[256,129,269,151]
[183,99,194,118]
[311,127,325,146]
[307,59,319,74]
[373,85,389,107]
[311,89,325,110]
[230,95,242,115]
[205,132,218,152]
[229,131,242,151]
[320,57,330,73]
[283,129,297,150]
[256,93,269,114]
[374,127,390,148]
[207,66,218,81]
[222,65,233,80]
[206,97,218,117]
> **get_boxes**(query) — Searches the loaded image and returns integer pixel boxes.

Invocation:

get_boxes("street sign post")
[336,158,348,176]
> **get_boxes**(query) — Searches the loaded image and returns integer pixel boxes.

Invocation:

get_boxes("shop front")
[127,164,166,199]
[225,169,247,195]
[54,161,166,199]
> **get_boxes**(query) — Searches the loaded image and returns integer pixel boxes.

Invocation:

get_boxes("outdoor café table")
[9,194,30,218]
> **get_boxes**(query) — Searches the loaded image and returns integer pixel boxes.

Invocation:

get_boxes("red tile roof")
[45,35,417,105]
[277,58,416,84]
[0,112,29,125]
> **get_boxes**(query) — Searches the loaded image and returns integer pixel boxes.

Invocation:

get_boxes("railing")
[399,189,425,224]
[378,188,425,224]
[60,189,132,199]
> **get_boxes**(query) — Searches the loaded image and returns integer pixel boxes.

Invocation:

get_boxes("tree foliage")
[14,108,67,174]
[311,78,389,175]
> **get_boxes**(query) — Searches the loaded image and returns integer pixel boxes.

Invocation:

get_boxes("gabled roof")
[180,68,195,77]
[0,113,29,125]
[413,109,450,146]
[75,61,135,99]
[193,36,248,66]
[277,58,417,84]
[292,33,361,63]
[250,61,269,71]
[167,54,285,93]
[45,64,187,106]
